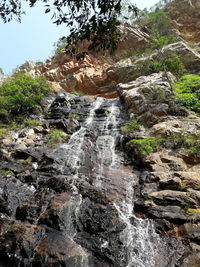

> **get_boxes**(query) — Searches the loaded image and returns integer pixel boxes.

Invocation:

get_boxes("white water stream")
[49,96,171,266]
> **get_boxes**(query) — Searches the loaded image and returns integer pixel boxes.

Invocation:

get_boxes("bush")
[148,34,176,51]
[47,129,69,146]
[53,37,67,55]
[144,10,174,36]
[23,119,43,127]
[121,120,140,134]
[138,51,185,77]
[0,72,51,119]
[127,137,163,158]
[168,133,200,156]
[142,10,177,51]
[174,74,200,114]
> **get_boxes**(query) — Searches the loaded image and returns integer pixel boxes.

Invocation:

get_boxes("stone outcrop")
[118,71,200,265]
[26,25,149,98]
[1,4,200,265]
[0,92,195,266]
[108,41,200,84]
[165,0,200,44]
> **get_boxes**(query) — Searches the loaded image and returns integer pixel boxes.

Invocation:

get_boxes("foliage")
[139,51,185,77]
[53,37,68,55]
[168,133,200,156]
[0,72,51,119]
[0,0,138,55]
[0,169,14,176]
[47,129,69,146]
[127,137,163,158]
[121,120,140,134]
[185,208,200,220]
[23,119,43,127]
[71,90,85,96]
[148,34,176,51]
[0,128,9,138]
[143,10,174,36]
[139,10,177,53]
[174,74,200,114]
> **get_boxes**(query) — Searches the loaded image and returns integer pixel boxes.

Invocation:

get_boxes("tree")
[0,0,138,55]
[0,68,4,76]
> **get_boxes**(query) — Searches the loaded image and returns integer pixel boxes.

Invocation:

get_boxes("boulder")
[117,72,175,118]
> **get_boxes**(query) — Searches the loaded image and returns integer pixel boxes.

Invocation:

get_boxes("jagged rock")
[146,205,187,222]
[145,151,188,172]
[177,223,200,241]
[29,25,149,98]
[165,0,200,44]
[162,42,200,72]
[117,72,176,118]
[109,41,200,85]
[149,190,197,207]
[0,223,45,266]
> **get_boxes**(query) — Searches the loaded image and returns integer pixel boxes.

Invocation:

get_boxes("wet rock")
[38,192,79,233]
[0,175,36,216]
[149,190,197,207]
[0,223,45,266]
[32,228,92,267]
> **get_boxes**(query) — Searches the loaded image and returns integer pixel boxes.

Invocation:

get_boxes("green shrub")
[164,133,200,156]
[0,128,9,138]
[121,120,140,134]
[148,34,176,51]
[0,169,14,176]
[71,90,85,96]
[0,72,51,119]
[53,37,68,55]
[127,137,163,158]
[139,51,185,77]
[144,10,174,36]
[47,129,69,146]
[23,119,43,127]
[174,74,200,114]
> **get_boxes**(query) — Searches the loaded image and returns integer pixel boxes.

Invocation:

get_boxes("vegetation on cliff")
[174,74,200,114]
[0,72,51,121]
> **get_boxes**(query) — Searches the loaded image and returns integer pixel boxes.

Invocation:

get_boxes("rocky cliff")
[1,1,200,266]
[165,0,200,44]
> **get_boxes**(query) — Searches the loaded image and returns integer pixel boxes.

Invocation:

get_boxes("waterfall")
[46,95,177,267]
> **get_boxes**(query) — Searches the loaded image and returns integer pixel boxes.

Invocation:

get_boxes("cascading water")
[46,95,178,267]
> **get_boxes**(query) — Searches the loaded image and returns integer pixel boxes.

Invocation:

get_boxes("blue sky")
[0,0,159,74]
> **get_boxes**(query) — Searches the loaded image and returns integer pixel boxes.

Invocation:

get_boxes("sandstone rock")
[117,72,175,117]
[150,120,183,137]
[177,223,200,240]
[162,42,200,72]
[110,41,200,86]
[145,151,187,172]
[150,115,200,137]
[175,172,200,189]
[29,24,149,97]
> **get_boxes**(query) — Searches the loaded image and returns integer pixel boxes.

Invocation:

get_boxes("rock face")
[1,6,200,266]
[118,71,200,266]
[108,41,200,84]
[165,0,200,44]
[0,91,196,266]
[27,25,149,98]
